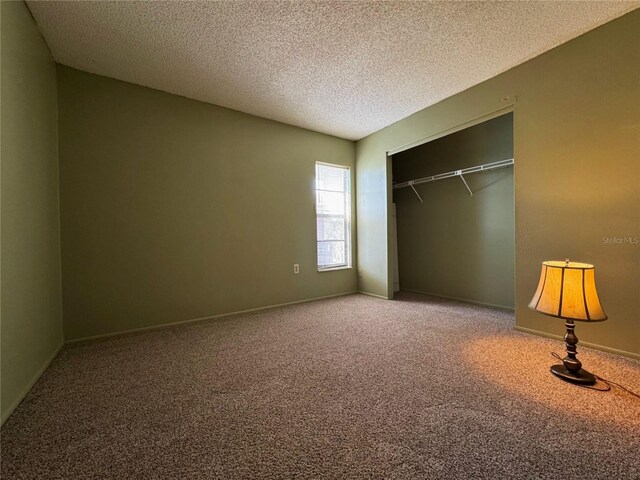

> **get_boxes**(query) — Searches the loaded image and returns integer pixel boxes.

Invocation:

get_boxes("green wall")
[356,10,639,357]
[393,113,514,308]
[1,1,63,424]
[57,66,357,341]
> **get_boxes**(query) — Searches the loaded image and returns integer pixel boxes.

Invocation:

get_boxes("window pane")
[318,241,346,267]
[317,164,345,192]
[316,190,345,215]
[317,215,345,241]
[315,162,350,270]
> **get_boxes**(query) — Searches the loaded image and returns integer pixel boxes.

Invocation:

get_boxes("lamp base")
[550,364,596,385]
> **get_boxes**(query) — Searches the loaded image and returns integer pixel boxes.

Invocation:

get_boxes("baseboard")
[65,291,359,345]
[514,326,640,361]
[358,291,389,300]
[399,288,515,311]
[1,340,64,426]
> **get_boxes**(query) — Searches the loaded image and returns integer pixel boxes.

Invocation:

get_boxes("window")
[315,162,351,270]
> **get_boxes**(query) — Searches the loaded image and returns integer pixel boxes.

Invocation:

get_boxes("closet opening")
[390,112,514,310]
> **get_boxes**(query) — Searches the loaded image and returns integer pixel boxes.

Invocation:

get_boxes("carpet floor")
[2,292,639,479]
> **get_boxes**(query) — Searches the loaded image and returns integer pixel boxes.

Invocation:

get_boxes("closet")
[391,113,514,309]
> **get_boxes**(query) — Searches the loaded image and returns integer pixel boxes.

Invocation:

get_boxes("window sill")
[318,266,353,272]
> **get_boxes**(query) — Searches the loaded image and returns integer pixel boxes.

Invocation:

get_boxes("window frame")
[315,162,352,272]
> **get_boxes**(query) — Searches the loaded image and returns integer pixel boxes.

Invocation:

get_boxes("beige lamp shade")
[528,260,607,321]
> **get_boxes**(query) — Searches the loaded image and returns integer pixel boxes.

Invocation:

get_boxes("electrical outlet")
[293,264,300,274]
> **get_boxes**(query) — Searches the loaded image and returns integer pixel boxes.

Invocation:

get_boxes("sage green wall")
[356,10,639,357]
[57,66,357,341]
[1,1,63,424]
[393,114,514,308]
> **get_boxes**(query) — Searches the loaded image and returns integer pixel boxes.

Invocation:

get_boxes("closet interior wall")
[392,113,515,309]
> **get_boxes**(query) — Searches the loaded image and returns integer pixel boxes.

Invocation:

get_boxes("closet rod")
[393,158,514,194]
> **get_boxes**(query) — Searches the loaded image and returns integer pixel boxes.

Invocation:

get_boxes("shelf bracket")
[409,181,423,203]
[458,172,473,197]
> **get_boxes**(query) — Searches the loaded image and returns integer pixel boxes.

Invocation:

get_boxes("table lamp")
[528,259,607,385]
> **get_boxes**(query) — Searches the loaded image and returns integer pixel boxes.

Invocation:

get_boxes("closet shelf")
[393,158,514,199]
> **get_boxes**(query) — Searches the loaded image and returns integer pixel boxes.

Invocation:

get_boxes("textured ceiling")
[27,1,638,140]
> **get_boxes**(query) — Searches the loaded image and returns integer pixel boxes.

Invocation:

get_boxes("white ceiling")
[28,1,638,140]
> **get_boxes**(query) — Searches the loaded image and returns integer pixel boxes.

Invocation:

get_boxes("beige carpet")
[2,292,639,479]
